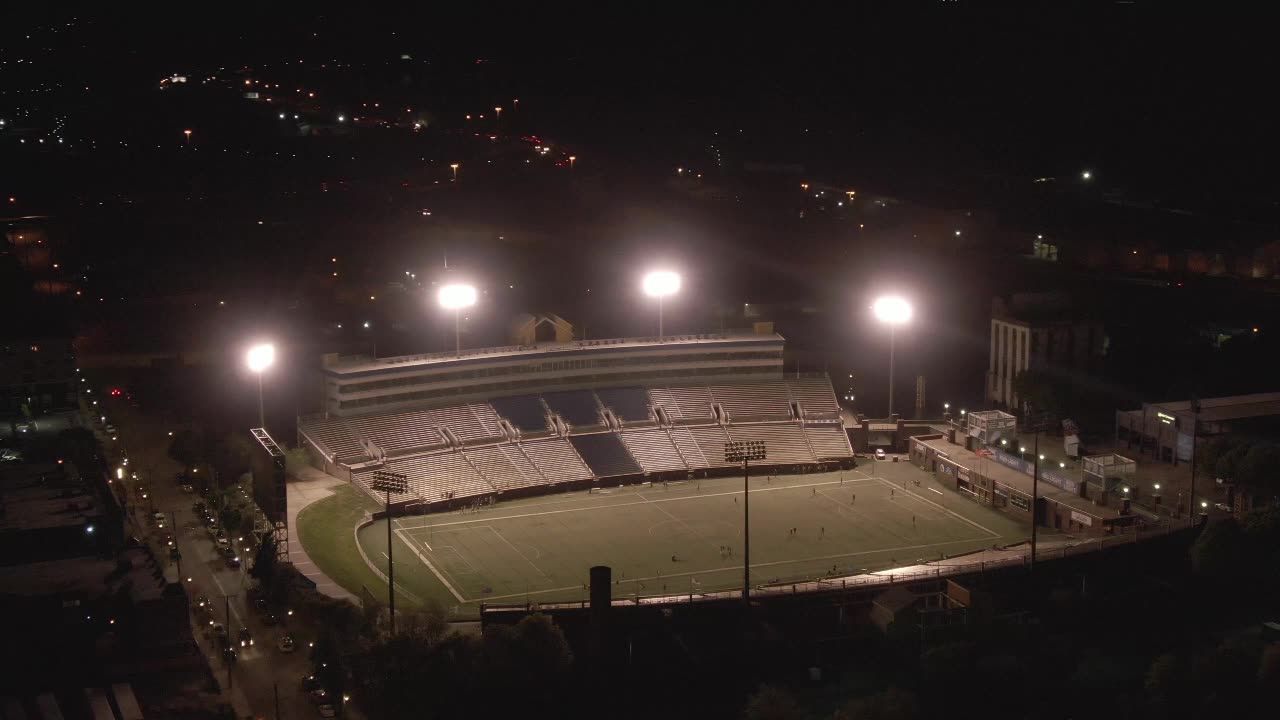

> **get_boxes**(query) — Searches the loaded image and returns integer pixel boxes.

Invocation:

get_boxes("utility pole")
[725,441,767,605]
[274,682,281,720]
[1026,410,1050,570]
[371,471,408,634]
[1189,396,1200,522]
[222,593,235,691]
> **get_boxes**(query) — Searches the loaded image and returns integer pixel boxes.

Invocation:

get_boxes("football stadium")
[296,328,1029,614]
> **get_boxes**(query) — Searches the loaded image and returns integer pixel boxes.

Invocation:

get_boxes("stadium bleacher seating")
[299,418,366,461]
[787,377,841,416]
[687,425,736,466]
[595,387,653,423]
[709,382,792,419]
[490,395,551,433]
[542,390,603,427]
[657,385,716,420]
[425,404,504,442]
[332,376,852,507]
[569,433,643,478]
[386,452,493,500]
[805,425,853,458]
[521,438,593,482]
[667,426,708,467]
[465,445,532,492]
[344,410,447,454]
[620,428,688,472]
[727,423,814,463]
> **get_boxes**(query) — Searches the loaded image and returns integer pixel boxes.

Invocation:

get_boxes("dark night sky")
[6,4,1275,211]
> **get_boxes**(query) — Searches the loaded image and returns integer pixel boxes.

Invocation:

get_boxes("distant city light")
[1081,170,1092,180]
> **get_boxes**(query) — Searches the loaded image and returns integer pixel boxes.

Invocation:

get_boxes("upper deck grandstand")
[299,330,853,508]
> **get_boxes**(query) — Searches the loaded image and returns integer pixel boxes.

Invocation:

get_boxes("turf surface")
[328,461,1029,617]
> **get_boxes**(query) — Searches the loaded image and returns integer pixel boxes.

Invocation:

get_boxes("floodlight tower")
[246,343,275,428]
[437,284,477,357]
[642,271,681,342]
[872,296,912,416]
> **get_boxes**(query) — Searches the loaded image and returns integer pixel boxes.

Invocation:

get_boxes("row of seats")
[303,379,835,460]
[351,421,853,506]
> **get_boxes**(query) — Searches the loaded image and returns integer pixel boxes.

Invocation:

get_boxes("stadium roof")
[324,330,785,376]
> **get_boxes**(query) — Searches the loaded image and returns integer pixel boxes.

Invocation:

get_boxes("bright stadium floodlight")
[871,296,912,416]
[437,283,477,357]
[246,343,275,428]
[642,270,681,342]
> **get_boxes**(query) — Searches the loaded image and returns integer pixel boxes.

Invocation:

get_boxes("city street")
[103,396,328,720]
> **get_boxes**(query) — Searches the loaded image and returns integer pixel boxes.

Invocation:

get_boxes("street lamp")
[437,283,477,357]
[568,155,577,170]
[450,163,459,181]
[246,343,275,428]
[183,129,192,145]
[642,270,681,342]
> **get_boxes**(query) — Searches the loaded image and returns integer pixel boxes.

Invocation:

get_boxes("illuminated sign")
[1157,412,1176,425]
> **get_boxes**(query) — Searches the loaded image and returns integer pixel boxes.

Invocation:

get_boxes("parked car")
[152,512,168,525]
[238,627,253,647]
[317,705,336,718]
[210,622,227,645]
[223,547,241,569]
[181,484,194,493]
[874,449,887,460]
[214,532,230,547]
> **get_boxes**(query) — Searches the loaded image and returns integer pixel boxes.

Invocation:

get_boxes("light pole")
[246,344,275,429]
[569,155,577,170]
[494,106,502,127]
[437,283,477,357]
[872,296,912,416]
[725,440,766,605]
[184,129,192,145]
[642,270,681,342]
[450,163,459,182]
[371,471,408,635]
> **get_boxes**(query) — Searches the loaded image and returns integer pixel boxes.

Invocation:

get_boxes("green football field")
[340,461,1029,617]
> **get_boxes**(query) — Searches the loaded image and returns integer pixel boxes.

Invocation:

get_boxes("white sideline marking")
[395,527,465,603]
[868,476,1000,537]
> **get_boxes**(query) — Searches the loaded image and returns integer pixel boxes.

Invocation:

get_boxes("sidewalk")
[286,466,359,602]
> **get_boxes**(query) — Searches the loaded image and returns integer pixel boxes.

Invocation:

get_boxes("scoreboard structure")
[250,427,289,562]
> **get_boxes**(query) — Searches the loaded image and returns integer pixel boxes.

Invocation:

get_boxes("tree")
[249,534,277,583]
[1234,442,1280,493]
[285,447,311,475]
[1144,653,1190,710]
[168,429,208,468]
[1011,369,1067,419]
[219,506,242,536]
[836,686,920,720]
[743,684,805,720]
[1189,518,1249,579]
[212,433,253,486]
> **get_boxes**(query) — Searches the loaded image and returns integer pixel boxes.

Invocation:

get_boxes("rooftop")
[915,435,1121,520]
[324,330,785,376]
[1123,392,1280,424]
[0,463,102,532]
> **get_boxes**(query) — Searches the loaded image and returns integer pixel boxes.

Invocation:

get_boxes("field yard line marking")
[402,478,878,531]
[870,477,1000,537]
[929,488,944,495]
[394,527,466,603]
[474,537,990,602]
[488,526,548,578]
[815,488,914,542]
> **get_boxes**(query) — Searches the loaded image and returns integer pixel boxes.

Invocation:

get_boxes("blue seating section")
[595,387,652,423]
[570,434,643,478]
[490,395,550,433]
[542,390,602,427]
